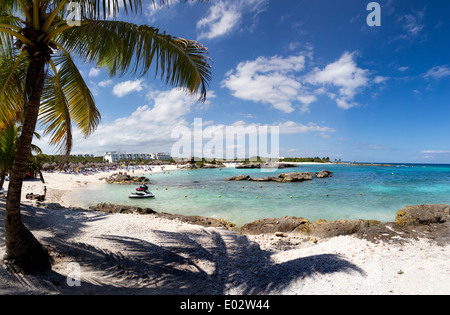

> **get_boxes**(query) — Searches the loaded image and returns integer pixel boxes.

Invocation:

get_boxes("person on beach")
[43,186,47,198]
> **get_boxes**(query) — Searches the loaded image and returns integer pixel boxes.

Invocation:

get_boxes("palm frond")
[39,61,73,160]
[54,50,101,137]
[45,0,143,20]
[0,124,18,171]
[39,51,101,159]
[0,50,28,133]
[57,20,212,101]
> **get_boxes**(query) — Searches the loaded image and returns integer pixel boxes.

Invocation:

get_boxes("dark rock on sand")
[239,204,450,245]
[292,219,381,238]
[239,216,380,238]
[156,213,236,230]
[239,217,310,235]
[89,203,236,230]
[357,204,450,245]
[89,203,156,215]
[395,204,450,227]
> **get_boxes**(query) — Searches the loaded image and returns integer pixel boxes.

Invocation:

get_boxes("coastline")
[1,166,449,294]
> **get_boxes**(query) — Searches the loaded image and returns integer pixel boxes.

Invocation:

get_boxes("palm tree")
[0,124,43,189]
[0,125,17,190]
[0,0,212,273]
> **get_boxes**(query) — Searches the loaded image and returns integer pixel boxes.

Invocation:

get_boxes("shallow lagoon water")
[66,164,450,227]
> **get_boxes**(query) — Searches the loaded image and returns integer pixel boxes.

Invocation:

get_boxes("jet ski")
[129,191,155,199]
[136,184,149,191]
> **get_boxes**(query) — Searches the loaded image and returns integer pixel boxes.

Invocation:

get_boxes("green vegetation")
[280,157,331,163]
[35,154,104,166]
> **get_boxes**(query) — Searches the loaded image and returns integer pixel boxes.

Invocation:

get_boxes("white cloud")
[398,12,424,37]
[276,121,335,135]
[144,1,166,22]
[223,51,385,112]
[143,88,213,123]
[35,86,334,157]
[112,79,144,97]
[88,68,100,78]
[373,76,389,84]
[196,1,241,40]
[297,94,317,113]
[222,54,306,113]
[36,89,214,155]
[420,150,450,154]
[196,0,268,40]
[304,52,371,109]
[98,79,113,88]
[424,65,450,80]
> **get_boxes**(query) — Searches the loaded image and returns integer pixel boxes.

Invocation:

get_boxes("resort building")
[103,151,171,163]
[155,152,171,161]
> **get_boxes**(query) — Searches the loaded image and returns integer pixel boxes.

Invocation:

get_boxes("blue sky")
[37,0,450,163]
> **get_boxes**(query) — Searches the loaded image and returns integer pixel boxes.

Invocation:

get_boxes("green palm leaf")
[40,51,101,159]
[57,20,211,101]
[0,49,27,132]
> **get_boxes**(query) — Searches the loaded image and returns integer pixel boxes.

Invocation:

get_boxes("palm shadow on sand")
[1,201,365,294]
[45,230,364,294]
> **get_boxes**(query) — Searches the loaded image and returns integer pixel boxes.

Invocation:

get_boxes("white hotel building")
[103,151,171,163]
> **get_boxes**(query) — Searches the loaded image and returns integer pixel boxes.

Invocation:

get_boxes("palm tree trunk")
[4,57,52,273]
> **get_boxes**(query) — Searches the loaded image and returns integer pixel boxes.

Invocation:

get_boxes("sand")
[0,167,449,295]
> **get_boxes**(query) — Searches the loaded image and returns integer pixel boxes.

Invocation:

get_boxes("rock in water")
[101,173,149,184]
[315,170,333,178]
[225,172,314,182]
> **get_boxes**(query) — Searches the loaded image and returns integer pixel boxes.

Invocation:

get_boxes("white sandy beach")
[0,167,449,295]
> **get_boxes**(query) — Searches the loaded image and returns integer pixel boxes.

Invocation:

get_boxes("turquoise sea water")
[66,164,450,227]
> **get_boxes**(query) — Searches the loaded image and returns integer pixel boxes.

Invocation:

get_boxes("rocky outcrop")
[235,163,261,169]
[239,217,310,235]
[357,204,450,245]
[156,213,236,230]
[239,204,450,245]
[315,169,333,178]
[226,172,314,182]
[395,204,450,227]
[101,173,149,185]
[89,203,236,230]
[235,163,297,169]
[292,219,381,238]
[280,172,314,182]
[89,203,156,215]
[226,174,251,181]
[226,170,333,182]
[88,202,450,244]
[239,216,380,238]
[276,163,298,169]
[182,163,226,169]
